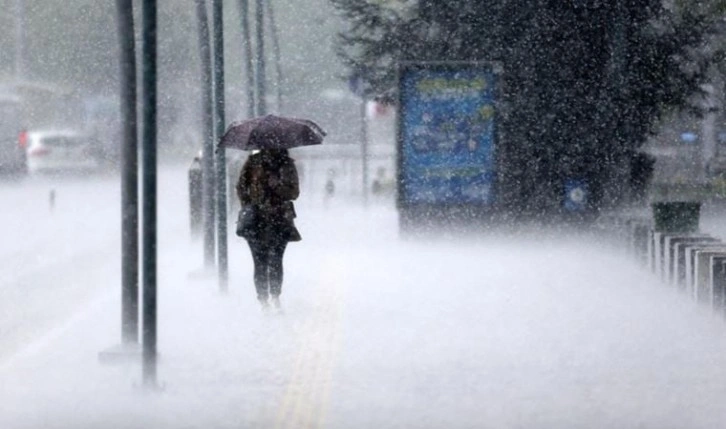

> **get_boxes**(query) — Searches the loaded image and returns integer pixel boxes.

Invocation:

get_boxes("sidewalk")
[0,197,397,429]
[4,198,726,428]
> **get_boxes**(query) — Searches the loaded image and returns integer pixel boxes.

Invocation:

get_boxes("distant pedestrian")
[325,177,336,197]
[324,168,336,208]
[236,148,301,310]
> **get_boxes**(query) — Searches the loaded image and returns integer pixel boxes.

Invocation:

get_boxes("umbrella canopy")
[218,114,326,151]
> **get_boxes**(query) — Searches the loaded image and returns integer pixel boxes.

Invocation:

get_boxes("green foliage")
[331,0,724,215]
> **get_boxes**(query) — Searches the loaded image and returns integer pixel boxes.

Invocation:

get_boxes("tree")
[331,0,722,217]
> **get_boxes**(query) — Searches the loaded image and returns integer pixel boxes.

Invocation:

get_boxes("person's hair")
[262,148,288,155]
[260,148,289,160]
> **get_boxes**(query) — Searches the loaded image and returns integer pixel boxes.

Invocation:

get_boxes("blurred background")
[0,0,369,143]
[4,1,726,219]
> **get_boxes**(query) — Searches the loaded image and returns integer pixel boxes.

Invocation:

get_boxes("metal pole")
[141,0,158,387]
[609,0,628,200]
[195,0,216,268]
[116,0,139,345]
[255,0,267,116]
[14,0,25,78]
[213,0,228,292]
[361,98,369,206]
[238,0,256,118]
[265,0,283,112]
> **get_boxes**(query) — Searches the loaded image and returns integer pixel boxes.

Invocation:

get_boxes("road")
[0,170,122,361]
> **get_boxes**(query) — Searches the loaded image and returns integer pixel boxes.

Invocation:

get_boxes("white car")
[25,130,100,174]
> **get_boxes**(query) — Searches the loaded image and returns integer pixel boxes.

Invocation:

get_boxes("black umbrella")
[218,114,326,151]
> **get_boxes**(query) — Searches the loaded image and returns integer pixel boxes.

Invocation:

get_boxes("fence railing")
[598,202,726,315]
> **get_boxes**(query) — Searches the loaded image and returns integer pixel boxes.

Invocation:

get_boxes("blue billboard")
[398,63,497,206]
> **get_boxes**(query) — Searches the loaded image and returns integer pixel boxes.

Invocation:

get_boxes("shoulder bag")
[236,204,259,238]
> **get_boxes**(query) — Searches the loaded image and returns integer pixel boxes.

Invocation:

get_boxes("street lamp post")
[14,0,26,78]
[196,0,217,269]
[361,99,369,206]
[266,1,283,112]
[141,0,158,388]
[255,0,266,116]
[238,0,256,118]
[116,0,139,346]
[213,0,228,292]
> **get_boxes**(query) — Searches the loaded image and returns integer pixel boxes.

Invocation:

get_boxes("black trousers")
[247,238,288,300]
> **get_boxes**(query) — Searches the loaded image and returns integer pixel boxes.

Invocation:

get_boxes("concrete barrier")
[694,248,726,304]
[596,204,726,321]
[665,235,711,282]
[684,241,725,293]
[647,229,656,272]
[652,232,667,278]
[711,258,726,311]
[667,236,720,287]
[653,233,711,282]
[620,217,652,263]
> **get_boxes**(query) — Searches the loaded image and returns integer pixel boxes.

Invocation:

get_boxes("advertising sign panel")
[397,62,497,206]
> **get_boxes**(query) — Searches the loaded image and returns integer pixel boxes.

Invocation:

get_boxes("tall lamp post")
[99,0,141,366]
[255,0,266,116]
[141,0,158,387]
[350,73,369,207]
[196,0,216,269]
[14,0,26,78]
[266,0,283,112]
[213,0,228,292]
[239,0,256,118]
[361,98,369,206]
[116,0,139,347]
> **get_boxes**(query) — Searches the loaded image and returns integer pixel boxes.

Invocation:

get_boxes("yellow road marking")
[317,294,344,428]
[273,257,349,429]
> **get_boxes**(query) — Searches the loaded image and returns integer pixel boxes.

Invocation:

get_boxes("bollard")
[652,231,666,277]
[647,229,656,272]
[188,155,203,237]
[632,221,652,266]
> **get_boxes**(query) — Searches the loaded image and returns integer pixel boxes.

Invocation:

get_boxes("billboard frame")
[395,61,503,229]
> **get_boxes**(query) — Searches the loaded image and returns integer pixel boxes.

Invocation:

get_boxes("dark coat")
[236,151,301,243]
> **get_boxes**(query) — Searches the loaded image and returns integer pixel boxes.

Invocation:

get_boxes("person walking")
[236,148,301,310]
